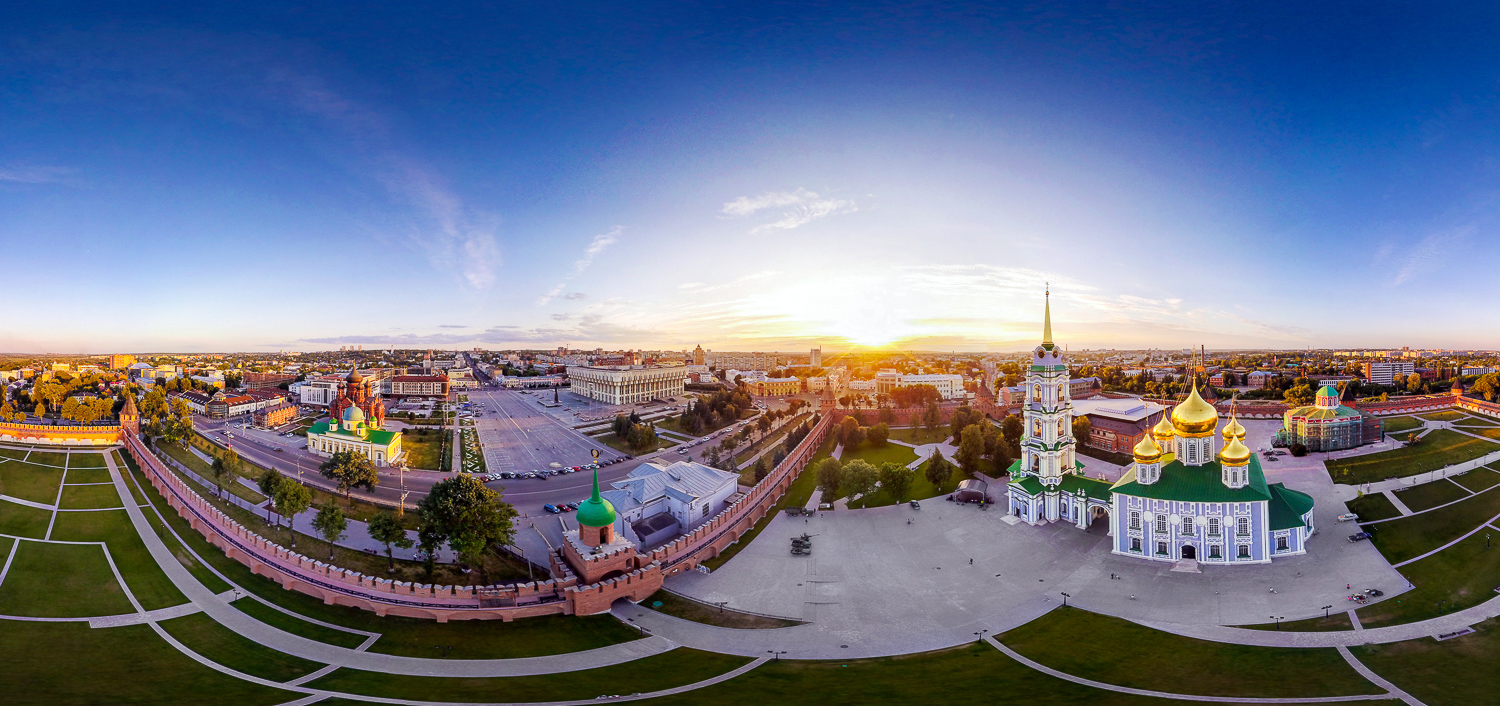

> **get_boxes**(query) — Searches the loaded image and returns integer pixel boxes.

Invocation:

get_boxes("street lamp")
[1060,591,1070,607]
[767,650,787,662]
[1271,615,1284,630]
[1322,604,1334,618]
[973,629,988,642]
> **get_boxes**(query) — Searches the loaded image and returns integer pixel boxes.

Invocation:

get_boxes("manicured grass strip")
[231,597,370,649]
[1368,485,1500,564]
[1419,410,1468,422]
[1358,531,1500,629]
[887,426,951,445]
[307,648,750,702]
[1325,429,1500,484]
[641,590,801,629]
[1453,468,1500,494]
[160,612,326,682]
[115,452,150,506]
[1379,416,1426,434]
[124,456,645,657]
[0,621,297,705]
[0,459,66,504]
[1352,617,1500,706]
[999,606,1381,698]
[0,499,53,539]
[837,441,919,468]
[48,510,188,611]
[58,483,127,510]
[1238,612,1353,632]
[1453,415,1499,427]
[1469,426,1500,442]
[1393,479,1471,513]
[25,451,69,467]
[0,541,136,617]
[644,641,1207,706]
[62,467,114,485]
[1347,492,1402,522]
[66,453,109,469]
[158,443,267,504]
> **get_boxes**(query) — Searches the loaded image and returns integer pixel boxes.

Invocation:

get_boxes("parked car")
[543,504,561,514]
[909,500,921,509]
[1365,588,1385,597]
[1336,513,1359,522]
[1348,532,1373,542]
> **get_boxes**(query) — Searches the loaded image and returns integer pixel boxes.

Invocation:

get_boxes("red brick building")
[242,372,298,390]
[253,401,298,428]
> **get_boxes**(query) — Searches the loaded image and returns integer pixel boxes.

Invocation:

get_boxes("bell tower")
[1017,288,1077,522]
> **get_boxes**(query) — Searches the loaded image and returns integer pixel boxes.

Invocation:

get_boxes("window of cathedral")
[1130,537,1141,552]
[1130,511,1141,530]
[1276,535,1289,551]
[1156,541,1168,556]
[1237,544,1251,559]
[1155,515,1167,534]
[1236,517,1250,536]
[1208,518,1221,536]
[1209,544,1221,559]
[1182,517,1194,535]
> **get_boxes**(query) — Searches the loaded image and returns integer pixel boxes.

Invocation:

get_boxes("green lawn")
[1347,492,1402,522]
[0,541,136,617]
[887,426,951,445]
[158,442,267,504]
[0,499,53,538]
[1453,415,1499,427]
[1379,416,1426,434]
[837,441,918,468]
[0,621,299,705]
[732,413,813,467]
[640,590,801,629]
[1468,426,1500,442]
[160,612,327,682]
[24,450,69,467]
[1325,429,1500,484]
[593,431,666,455]
[231,597,370,649]
[57,483,126,509]
[66,452,109,469]
[1357,531,1500,628]
[1237,612,1353,632]
[400,430,446,470]
[1366,485,1500,564]
[1354,617,1500,706]
[845,454,973,508]
[1419,410,1469,422]
[61,466,113,484]
[0,458,65,504]
[1453,468,1500,493]
[48,509,188,611]
[998,606,1382,698]
[1393,479,1472,512]
[307,648,750,702]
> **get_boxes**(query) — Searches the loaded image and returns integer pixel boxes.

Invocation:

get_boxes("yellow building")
[751,377,801,396]
[306,406,403,467]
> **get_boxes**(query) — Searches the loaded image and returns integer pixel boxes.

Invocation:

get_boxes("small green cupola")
[575,469,617,529]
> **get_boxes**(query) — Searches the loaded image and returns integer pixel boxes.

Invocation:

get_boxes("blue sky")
[4,3,1500,353]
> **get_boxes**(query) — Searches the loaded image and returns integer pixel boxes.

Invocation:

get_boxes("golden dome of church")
[1218,435,1252,465]
[1132,432,1163,463]
[1151,413,1176,443]
[1221,413,1246,442]
[1171,385,1219,437]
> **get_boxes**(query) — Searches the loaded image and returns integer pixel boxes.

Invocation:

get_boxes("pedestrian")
[969,558,973,565]
[1347,583,1351,590]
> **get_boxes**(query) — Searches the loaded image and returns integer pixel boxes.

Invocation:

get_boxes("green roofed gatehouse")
[1278,384,1381,452]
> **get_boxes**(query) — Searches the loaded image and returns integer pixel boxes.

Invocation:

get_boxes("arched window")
[1208,517,1221,536]
[1155,515,1168,534]
[1236,516,1250,536]
[1129,511,1140,530]
[1182,517,1194,535]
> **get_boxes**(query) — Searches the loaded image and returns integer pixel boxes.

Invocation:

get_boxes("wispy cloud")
[437,324,467,329]
[536,226,623,305]
[0,164,72,184]
[1394,227,1472,285]
[721,188,857,233]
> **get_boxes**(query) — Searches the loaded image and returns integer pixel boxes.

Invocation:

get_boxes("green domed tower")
[575,470,617,547]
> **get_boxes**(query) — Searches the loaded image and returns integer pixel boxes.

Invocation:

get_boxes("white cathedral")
[1006,293,1316,565]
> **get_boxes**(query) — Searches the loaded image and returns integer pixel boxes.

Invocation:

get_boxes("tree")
[956,425,987,476]
[836,416,860,448]
[878,462,914,503]
[417,474,519,583]
[925,452,953,490]
[366,511,414,573]
[1071,416,1093,448]
[866,422,889,446]
[815,457,843,500]
[257,469,286,523]
[1405,372,1424,393]
[922,401,942,432]
[950,405,983,440]
[210,447,242,498]
[753,458,768,482]
[983,424,1012,473]
[840,459,880,502]
[33,400,47,421]
[312,502,348,561]
[318,451,380,502]
[1001,414,1024,454]
[756,415,772,437]
[878,406,895,425]
[1283,384,1316,406]
[271,481,312,545]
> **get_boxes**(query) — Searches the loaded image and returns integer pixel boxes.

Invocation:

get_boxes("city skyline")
[6,4,1500,352]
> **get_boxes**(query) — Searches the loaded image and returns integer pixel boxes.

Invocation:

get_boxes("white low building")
[875,372,965,399]
[567,365,687,405]
[298,376,344,407]
[599,461,740,548]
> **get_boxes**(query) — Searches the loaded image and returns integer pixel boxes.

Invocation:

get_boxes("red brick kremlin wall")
[0,421,122,446]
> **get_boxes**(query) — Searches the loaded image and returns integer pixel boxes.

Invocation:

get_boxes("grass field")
[640,590,801,629]
[0,541,136,617]
[1366,484,1500,564]
[1347,492,1402,522]
[66,452,109,468]
[0,458,66,504]
[1354,617,1500,706]
[1454,415,1499,427]
[999,607,1381,698]
[49,509,187,611]
[25,450,69,467]
[0,499,54,538]
[159,612,327,682]
[400,430,446,470]
[1358,531,1500,628]
[845,454,973,509]
[158,442,267,504]
[1453,467,1500,493]
[887,426,951,445]
[0,621,298,705]
[1379,416,1426,433]
[57,483,126,509]
[61,466,113,484]
[1393,479,1472,512]
[1419,410,1469,422]
[1238,612,1353,631]
[592,430,666,455]
[836,441,918,468]
[306,648,750,702]
[1324,429,1500,484]
[231,597,370,648]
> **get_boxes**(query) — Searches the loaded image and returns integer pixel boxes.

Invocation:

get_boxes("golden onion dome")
[1221,414,1246,441]
[1132,433,1162,463]
[1218,436,1252,466]
[1151,413,1176,441]
[1171,385,1219,436]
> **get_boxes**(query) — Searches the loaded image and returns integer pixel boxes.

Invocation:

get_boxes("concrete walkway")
[104,451,680,678]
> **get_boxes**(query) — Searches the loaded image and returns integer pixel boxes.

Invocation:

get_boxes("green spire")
[575,469,617,529]
[1042,286,1054,348]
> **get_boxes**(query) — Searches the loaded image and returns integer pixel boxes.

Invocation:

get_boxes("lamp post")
[973,629,988,642]
[767,650,787,662]
[1322,604,1334,618]
[1271,615,1284,630]
[1060,591,1071,607]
